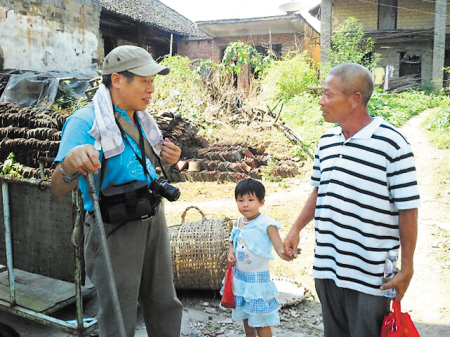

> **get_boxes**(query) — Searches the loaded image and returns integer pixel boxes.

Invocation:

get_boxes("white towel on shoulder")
[89,84,163,159]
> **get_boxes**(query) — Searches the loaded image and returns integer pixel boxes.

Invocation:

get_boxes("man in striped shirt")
[283,63,420,337]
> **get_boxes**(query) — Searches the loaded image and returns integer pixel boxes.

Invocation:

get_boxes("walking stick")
[86,173,127,337]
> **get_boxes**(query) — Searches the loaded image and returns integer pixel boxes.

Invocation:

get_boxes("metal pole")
[2,182,16,306]
[86,173,127,337]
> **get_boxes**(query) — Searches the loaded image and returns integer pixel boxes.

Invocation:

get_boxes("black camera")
[150,178,180,202]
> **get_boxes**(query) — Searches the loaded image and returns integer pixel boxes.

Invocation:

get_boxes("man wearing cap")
[51,45,183,336]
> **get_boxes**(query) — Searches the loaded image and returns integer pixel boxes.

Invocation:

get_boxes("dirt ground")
[1,110,450,336]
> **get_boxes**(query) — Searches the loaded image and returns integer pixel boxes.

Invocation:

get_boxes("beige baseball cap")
[101,45,170,76]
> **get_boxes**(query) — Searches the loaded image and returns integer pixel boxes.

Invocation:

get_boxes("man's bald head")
[327,63,374,106]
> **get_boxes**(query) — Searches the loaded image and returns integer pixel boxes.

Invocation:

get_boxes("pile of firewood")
[154,111,208,159]
[0,102,302,182]
[175,143,301,183]
[0,103,68,174]
[150,112,303,183]
[387,74,421,93]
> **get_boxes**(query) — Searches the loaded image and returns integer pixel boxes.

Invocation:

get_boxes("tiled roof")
[100,0,207,37]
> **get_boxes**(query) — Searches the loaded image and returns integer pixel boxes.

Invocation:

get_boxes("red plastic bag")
[220,265,235,309]
[381,299,420,337]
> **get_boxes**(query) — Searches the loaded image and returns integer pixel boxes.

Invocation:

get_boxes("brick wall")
[178,39,214,61]
[333,0,378,29]
[397,0,438,30]
[0,0,101,73]
[333,0,450,30]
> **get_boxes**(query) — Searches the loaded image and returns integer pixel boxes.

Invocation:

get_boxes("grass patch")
[423,103,450,149]
[368,89,444,127]
[281,92,327,149]
[427,131,450,150]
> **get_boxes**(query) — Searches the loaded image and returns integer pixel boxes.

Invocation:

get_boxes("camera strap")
[99,113,152,191]
[115,112,170,181]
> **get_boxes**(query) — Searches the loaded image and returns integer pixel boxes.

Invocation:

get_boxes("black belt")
[86,209,154,238]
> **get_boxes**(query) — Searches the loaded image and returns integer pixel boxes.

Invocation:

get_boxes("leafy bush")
[153,55,205,100]
[151,55,206,122]
[1,152,22,178]
[259,52,318,101]
[196,59,219,80]
[425,105,450,131]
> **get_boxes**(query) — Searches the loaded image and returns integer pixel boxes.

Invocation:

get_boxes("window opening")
[378,0,397,30]
[399,52,421,79]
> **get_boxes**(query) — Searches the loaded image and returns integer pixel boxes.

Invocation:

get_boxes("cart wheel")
[0,323,20,337]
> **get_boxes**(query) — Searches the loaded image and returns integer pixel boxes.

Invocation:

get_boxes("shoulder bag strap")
[99,153,107,191]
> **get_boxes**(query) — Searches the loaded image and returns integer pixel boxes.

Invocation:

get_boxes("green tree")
[221,42,270,76]
[328,17,380,71]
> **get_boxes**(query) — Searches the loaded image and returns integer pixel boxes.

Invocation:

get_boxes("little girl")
[225,179,286,337]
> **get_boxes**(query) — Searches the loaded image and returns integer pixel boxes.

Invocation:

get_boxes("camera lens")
[162,183,180,201]
[150,179,180,202]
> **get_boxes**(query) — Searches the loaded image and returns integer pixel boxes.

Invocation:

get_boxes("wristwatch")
[58,165,81,184]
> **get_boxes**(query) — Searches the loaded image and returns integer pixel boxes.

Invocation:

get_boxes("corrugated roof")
[100,0,207,37]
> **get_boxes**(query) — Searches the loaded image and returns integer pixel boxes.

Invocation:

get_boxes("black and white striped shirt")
[311,117,420,296]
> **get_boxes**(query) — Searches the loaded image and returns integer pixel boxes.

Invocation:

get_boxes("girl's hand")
[267,225,291,261]
[283,231,300,260]
[276,246,292,261]
[227,253,236,266]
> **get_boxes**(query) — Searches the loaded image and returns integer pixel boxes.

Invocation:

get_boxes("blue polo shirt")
[55,104,158,211]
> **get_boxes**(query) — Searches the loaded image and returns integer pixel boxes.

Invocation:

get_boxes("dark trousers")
[84,204,183,337]
[315,278,390,337]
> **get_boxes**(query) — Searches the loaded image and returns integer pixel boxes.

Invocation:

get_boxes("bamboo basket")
[169,206,233,290]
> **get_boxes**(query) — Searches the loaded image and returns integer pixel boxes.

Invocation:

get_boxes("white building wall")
[0,0,100,75]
